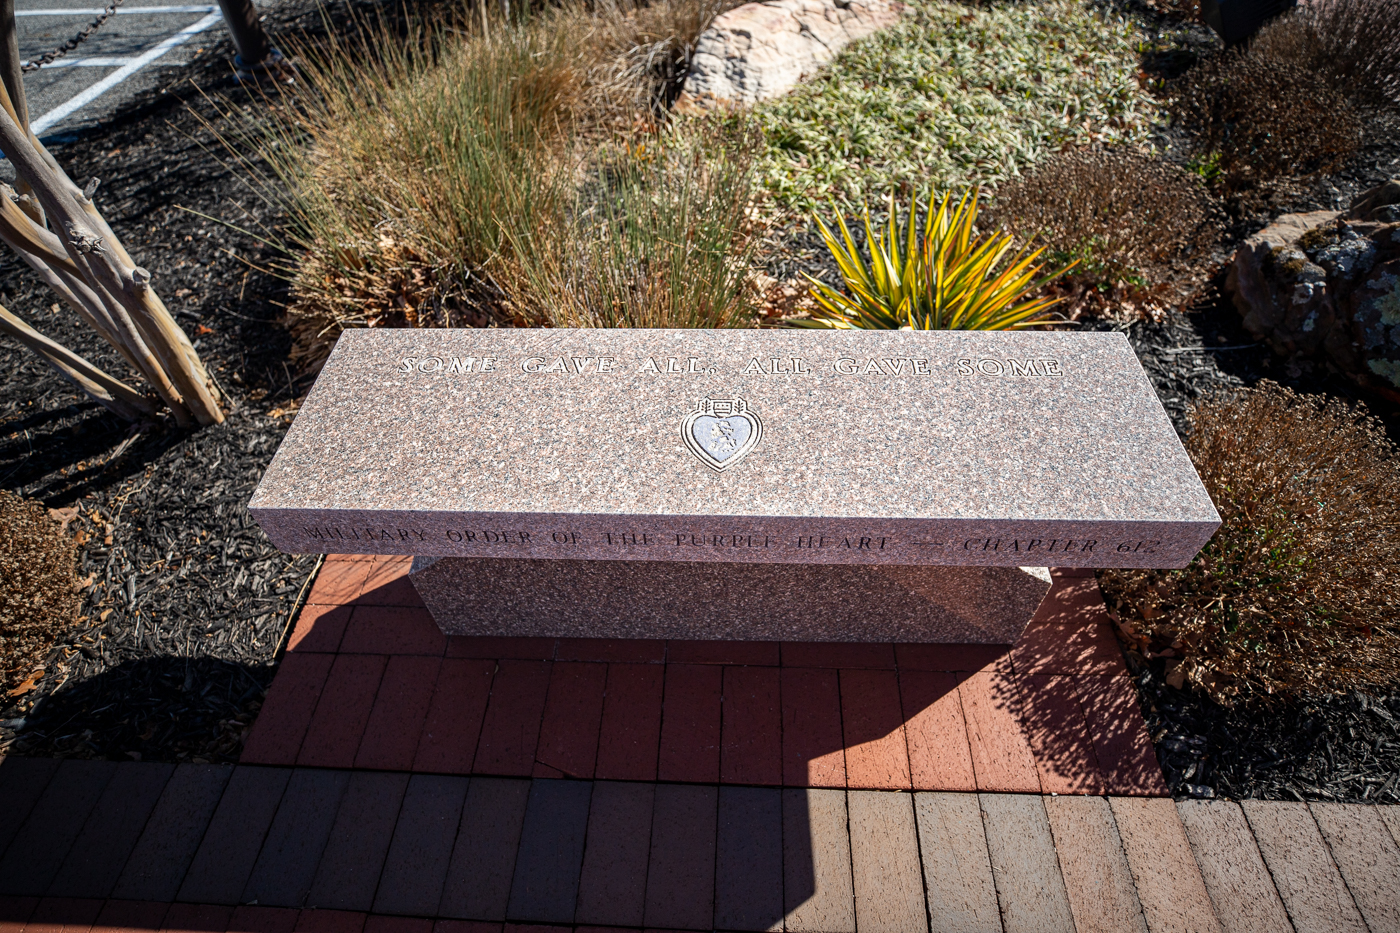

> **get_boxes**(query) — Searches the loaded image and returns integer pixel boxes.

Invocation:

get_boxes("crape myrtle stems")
[0,68,225,425]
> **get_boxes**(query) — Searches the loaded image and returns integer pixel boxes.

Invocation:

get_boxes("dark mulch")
[0,2,341,762]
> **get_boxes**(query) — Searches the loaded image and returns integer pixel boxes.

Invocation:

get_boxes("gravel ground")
[2,0,1399,792]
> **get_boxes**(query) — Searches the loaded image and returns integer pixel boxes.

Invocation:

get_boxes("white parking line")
[38,55,141,66]
[16,5,217,14]
[28,9,222,135]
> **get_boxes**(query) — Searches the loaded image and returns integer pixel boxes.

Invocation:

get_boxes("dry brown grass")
[0,491,80,697]
[989,149,1220,317]
[1100,383,1400,706]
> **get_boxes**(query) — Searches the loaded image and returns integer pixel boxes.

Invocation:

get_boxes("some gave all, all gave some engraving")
[249,329,1221,570]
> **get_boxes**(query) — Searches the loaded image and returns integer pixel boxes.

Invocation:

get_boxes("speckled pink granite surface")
[410,557,1054,642]
[249,329,1220,568]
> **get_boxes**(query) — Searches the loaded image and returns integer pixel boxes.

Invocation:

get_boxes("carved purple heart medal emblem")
[682,397,763,472]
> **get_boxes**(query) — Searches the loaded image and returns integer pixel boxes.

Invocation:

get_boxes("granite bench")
[249,329,1219,643]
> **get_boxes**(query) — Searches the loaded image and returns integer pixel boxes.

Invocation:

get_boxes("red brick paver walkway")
[244,557,1162,796]
[4,558,1397,930]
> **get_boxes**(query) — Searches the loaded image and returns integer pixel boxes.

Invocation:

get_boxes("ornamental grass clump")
[800,188,1073,330]
[1100,383,1400,706]
[509,121,763,328]
[0,491,80,696]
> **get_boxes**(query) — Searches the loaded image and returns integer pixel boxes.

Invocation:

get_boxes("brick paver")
[839,670,911,790]
[287,605,351,654]
[719,666,782,786]
[913,791,1000,933]
[594,665,664,782]
[656,664,722,784]
[848,790,927,933]
[306,560,373,607]
[782,789,854,933]
[0,758,61,855]
[780,668,846,789]
[473,661,552,776]
[227,906,298,933]
[113,765,232,902]
[308,771,411,912]
[980,793,1075,933]
[438,778,530,922]
[1044,795,1146,933]
[413,660,495,775]
[179,766,291,905]
[240,654,335,766]
[1309,803,1400,933]
[901,671,976,792]
[341,607,445,657]
[1242,800,1367,933]
[504,781,592,925]
[643,785,717,931]
[0,759,116,896]
[533,663,606,780]
[373,776,470,917]
[355,657,442,771]
[242,769,351,908]
[959,669,1040,794]
[1018,674,1105,795]
[1111,796,1221,933]
[714,786,783,931]
[51,763,175,899]
[1176,800,1292,933]
[298,656,389,769]
[574,783,654,928]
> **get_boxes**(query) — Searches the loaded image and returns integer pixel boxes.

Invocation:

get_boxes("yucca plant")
[799,188,1075,330]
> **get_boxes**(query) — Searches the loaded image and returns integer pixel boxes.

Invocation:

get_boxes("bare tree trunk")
[0,5,225,427]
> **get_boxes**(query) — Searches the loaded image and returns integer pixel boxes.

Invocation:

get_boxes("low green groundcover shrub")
[1100,383,1400,706]
[751,0,1160,211]
[0,491,80,696]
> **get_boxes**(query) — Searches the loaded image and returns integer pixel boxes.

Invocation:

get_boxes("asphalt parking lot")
[12,0,227,140]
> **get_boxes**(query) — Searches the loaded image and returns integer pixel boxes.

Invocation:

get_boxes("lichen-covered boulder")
[676,0,904,109]
[1226,180,1400,401]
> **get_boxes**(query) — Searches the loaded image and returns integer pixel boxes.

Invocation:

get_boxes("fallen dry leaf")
[7,670,44,697]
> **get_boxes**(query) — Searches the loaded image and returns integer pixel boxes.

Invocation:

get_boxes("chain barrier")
[20,0,127,73]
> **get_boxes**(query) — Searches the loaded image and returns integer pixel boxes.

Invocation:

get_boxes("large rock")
[1225,180,1400,401]
[677,0,904,109]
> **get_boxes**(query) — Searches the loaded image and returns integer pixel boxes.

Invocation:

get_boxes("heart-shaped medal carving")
[682,397,763,472]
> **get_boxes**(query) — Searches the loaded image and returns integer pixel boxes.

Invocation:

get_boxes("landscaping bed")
[1,0,1398,801]
[0,2,328,762]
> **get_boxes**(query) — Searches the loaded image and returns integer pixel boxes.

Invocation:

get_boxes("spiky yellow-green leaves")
[800,188,1074,330]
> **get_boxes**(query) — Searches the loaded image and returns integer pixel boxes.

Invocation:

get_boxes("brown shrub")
[989,149,1220,316]
[1100,383,1400,705]
[1249,0,1400,109]
[0,491,80,696]
[1169,52,1363,192]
